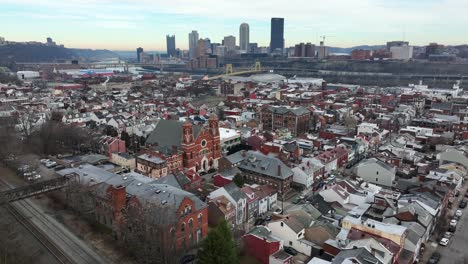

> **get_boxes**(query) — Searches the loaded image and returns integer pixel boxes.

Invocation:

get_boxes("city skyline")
[1,0,468,50]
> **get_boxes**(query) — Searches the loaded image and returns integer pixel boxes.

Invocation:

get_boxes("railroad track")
[4,202,72,264]
[0,178,109,264]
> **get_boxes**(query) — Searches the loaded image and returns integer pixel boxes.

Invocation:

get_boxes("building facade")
[260,106,311,136]
[145,115,221,173]
[188,30,199,59]
[166,35,176,57]
[270,18,284,53]
[239,23,250,52]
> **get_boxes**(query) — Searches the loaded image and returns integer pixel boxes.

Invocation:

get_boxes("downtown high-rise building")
[270,18,284,53]
[223,35,236,52]
[239,23,249,52]
[137,47,144,63]
[166,35,176,57]
[188,30,199,59]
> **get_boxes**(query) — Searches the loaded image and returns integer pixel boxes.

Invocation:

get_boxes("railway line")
[0,178,109,264]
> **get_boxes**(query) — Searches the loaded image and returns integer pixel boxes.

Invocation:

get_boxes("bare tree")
[17,108,37,138]
[119,203,185,264]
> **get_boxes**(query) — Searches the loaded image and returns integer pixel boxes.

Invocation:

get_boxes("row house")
[220,150,294,195]
[315,145,349,174]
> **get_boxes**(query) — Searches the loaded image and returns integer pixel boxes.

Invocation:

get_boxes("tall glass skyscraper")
[166,35,176,57]
[270,18,284,53]
[189,30,199,59]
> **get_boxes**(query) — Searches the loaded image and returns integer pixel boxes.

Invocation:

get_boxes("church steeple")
[209,114,219,137]
[182,120,194,144]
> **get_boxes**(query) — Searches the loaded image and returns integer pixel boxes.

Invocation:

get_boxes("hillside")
[0,43,118,63]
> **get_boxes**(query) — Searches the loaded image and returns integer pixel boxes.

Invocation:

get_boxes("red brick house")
[243,226,282,264]
[145,115,221,173]
[100,136,126,158]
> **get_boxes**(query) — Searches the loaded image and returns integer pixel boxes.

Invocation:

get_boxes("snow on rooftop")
[219,128,240,140]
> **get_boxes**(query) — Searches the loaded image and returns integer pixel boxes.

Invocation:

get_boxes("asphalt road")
[438,201,468,264]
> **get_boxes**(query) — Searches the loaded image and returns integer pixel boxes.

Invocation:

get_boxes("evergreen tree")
[233,173,245,188]
[197,219,238,264]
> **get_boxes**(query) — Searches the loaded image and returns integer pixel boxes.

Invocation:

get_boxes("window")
[281,222,284,227]
[376,178,378,182]
[289,241,293,246]
[376,171,379,175]
[188,218,193,228]
[181,222,186,232]
[198,213,203,224]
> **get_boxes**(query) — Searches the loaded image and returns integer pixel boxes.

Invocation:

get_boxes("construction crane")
[319,35,334,45]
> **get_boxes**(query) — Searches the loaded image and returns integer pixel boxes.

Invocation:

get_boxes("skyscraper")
[270,18,284,53]
[239,23,249,52]
[137,47,144,63]
[166,35,176,57]
[223,35,236,52]
[188,30,199,59]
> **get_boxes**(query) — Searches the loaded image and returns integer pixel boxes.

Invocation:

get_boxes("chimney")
[241,150,246,157]
[277,165,281,176]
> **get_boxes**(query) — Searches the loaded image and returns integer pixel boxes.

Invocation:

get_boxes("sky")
[1,0,468,50]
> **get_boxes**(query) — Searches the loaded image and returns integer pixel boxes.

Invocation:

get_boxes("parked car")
[273,208,283,215]
[40,159,50,165]
[453,215,461,221]
[54,165,66,171]
[45,161,57,168]
[448,225,457,232]
[443,232,453,239]
[283,246,298,256]
[33,174,42,180]
[428,252,441,264]
[459,200,467,209]
[292,197,302,204]
[264,215,272,221]
[450,219,458,226]
[439,238,450,246]
[455,210,463,217]
[180,254,196,264]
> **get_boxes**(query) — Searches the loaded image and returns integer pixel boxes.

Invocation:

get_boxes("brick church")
[145,115,221,173]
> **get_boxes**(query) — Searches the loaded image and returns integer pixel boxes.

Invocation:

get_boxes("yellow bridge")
[207,60,267,80]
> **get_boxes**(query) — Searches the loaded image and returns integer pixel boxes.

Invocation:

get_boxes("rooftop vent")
[162,200,167,205]
[137,182,142,186]
[123,177,128,180]
[155,189,161,194]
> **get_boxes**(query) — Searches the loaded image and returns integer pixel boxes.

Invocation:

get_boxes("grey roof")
[223,182,247,202]
[358,158,396,173]
[80,154,109,165]
[138,153,166,164]
[227,151,293,180]
[397,202,433,227]
[399,193,440,211]
[332,248,383,264]
[57,164,206,225]
[145,119,202,150]
[152,173,183,189]
[265,106,310,116]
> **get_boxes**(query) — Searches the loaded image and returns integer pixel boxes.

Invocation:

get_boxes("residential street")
[438,200,468,263]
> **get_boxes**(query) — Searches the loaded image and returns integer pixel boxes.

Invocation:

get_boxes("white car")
[444,232,453,239]
[455,210,463,217]
[40,159,50,164]
[33,174,42,180]
[272,208,283,215]
[450,219,458,226]
[45,161,57,168]
[439,238,450,246]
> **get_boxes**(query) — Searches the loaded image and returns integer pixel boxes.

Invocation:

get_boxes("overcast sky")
[1,0,467,50]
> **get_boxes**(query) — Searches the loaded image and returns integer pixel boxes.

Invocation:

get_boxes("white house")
[267,212,314,256]
[209,182,247,225]
[356,158,396,187]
